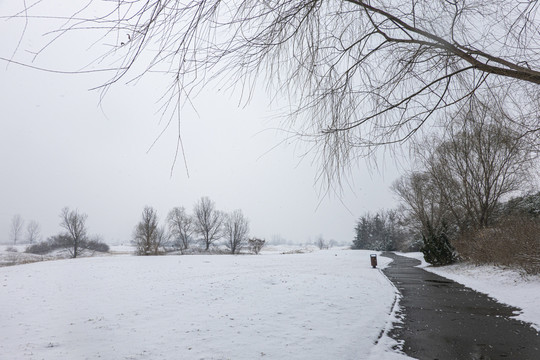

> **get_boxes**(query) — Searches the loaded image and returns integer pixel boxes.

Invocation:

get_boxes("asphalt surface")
[381,252,540,360]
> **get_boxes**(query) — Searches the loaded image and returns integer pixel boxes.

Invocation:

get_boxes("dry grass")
[454,217,540,275]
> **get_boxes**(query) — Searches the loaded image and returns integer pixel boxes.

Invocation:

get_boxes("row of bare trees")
[8,215,41,245]
[132,197,258,255]
[14,199,256,257]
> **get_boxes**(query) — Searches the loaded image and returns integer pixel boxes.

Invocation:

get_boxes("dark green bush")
[421,225,456,266]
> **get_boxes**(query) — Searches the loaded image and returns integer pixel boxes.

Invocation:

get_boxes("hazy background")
[0,1,401,245]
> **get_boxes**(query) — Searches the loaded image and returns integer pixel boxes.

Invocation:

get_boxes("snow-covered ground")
[399,252,540,331]
[0,244,55,267]
[0,247,413,360]
[3,244,537,359]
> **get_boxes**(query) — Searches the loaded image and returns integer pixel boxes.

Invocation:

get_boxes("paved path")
[381,252,540,360]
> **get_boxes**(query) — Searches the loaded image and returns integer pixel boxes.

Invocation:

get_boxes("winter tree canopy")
[8,1,540,179]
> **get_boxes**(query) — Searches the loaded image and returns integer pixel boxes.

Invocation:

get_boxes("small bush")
[316,237,328,250]
[248,238,265,254]
[25,240,58,255]
[5,246,18,253]
[454,217,540,275]
[86,239,110,253]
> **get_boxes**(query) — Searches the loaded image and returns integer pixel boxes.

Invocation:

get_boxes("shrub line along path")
[381,252,540,360]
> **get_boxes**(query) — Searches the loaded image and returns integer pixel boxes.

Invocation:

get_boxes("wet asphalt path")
[381,252,540,360]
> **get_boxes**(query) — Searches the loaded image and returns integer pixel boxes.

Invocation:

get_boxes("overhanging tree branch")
[8,0,540,182]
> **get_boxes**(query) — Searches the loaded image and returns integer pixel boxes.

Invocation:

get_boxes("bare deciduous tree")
[26,220,41,244]
[167,206,193,253]
[392,172,457,264]
[392,172,451,237]
[394,98,537,243]
[13,1,540,180]
[10,215,24,245]
[193,197,223,251]
[132,206,164,255]
[60,207,88,258]
[417,102,537,229]
[316,236,328,250]
[223,210,250,254]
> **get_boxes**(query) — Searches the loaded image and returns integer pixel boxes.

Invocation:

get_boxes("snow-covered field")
[0,247,411,360]
[399,252,540,331]
[3,245,536,360]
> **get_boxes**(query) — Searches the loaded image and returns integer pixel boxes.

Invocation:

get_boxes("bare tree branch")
[9,0,540,182]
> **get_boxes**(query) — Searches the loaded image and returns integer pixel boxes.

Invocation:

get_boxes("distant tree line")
[266,234,342,249]
[352,210,413,252]
[18,197,266,259]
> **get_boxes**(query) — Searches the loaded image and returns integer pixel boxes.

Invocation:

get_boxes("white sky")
[0,1,402,245]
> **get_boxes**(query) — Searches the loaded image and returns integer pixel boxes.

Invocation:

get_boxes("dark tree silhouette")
[59,207,88,258]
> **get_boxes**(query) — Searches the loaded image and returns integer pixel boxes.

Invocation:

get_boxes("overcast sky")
[0,1,402,245]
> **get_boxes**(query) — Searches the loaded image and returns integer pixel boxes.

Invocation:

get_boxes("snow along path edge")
[368,259,417,360]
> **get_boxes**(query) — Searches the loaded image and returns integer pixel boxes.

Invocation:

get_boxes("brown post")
[370,254,377,268]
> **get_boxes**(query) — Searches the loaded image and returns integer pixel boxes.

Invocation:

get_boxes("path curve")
[381,252,540,360]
